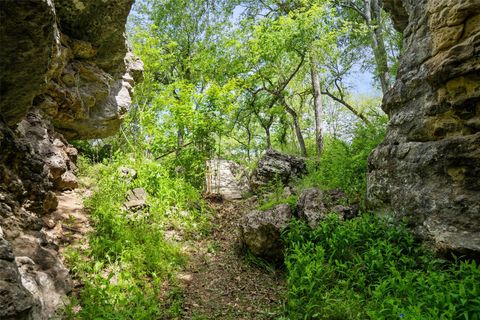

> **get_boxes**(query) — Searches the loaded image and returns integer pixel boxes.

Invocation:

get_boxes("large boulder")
[206,159,250,200]
[239,204,292,261]
[250,149,307,192]
[296,188,359,229]
[368,0,480,257]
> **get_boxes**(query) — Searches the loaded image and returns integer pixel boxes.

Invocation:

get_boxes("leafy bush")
[298,115,387,204]
[258,178,298,211]
[283,214,480,319]
[64,154,211,319]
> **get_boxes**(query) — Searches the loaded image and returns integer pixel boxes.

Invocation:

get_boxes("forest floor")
[46,189,92,263]
[178,198,286,320]
[55,187,285,319]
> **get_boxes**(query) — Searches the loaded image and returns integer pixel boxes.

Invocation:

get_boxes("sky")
[345,67,381,97]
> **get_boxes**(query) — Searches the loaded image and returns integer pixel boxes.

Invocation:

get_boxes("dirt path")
[44,189,91,253]
[179,198,286,319]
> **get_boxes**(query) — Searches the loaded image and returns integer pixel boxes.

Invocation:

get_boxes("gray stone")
[1,0,143,140]
[58,171,79,191]
[239,204,292,261]
[296,188,358,229]
[206,159,250,200]
[17,112,78,192]
[0,0,142,318]
[124,188,148,211]
[0,0,56,125]
[119,167,138,180]
[0,234,38,320]
[11,234,72,320]
[369,0,480,257]
[250,149,307,192]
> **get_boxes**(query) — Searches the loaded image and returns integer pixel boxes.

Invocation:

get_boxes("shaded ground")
[179,198,286,319]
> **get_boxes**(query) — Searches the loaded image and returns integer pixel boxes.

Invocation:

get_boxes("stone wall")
[368,0,480,258]
[0,0,142,318]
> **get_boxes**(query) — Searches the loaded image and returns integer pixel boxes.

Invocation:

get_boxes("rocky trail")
[178,198,286,319]
[45,190,92,253]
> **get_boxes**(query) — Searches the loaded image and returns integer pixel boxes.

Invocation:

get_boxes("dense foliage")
[64,155,211,319]
[298,112,387,202]
[64,0,479,319]
[283,215,480,319]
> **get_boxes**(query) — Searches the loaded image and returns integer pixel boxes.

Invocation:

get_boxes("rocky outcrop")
[0,0,141,318]
[239,204,292,261]
[296,188,359,229]
[206,159,250,200]
[250,149,307,192]
[0,227,39,320]
[18,112,79,191]
[1,0,143,139]
[368,0,480,257]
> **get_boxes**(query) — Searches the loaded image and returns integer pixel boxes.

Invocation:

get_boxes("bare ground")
[44,189,92,258]
[178,198,286,320]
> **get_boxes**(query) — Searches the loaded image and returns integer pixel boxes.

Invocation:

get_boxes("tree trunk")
[310,53,324,156]
[176,126,184,157]
[246,124,252,161]
[365,0,390,95]
[282,98,307,157]
[265,126,272,149]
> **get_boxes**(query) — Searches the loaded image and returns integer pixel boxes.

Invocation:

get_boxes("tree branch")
[321,88,371,124]
[155,141,194,160]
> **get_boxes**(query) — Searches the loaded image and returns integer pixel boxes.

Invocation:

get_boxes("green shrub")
[298,115,387,204]
[258,178,298,211]
[283,214,480,319]
[64,154,211,319]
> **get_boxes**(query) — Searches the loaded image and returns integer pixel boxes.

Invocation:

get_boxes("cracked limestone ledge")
[0,0,143,318]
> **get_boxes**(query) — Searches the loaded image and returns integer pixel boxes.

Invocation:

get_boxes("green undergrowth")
[258,179,299,212]
[63,154,212,319]
[282,214,480,320]
[298,116,387,205]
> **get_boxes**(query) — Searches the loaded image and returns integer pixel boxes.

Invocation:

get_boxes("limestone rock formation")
[18,112,79,191]
[250,149,307,192]
[1,0,143,139]
[296,188,359,229]
[0,0,142,318]
[368,0,480,257]
[124,188,148,211]
[0,228,39,320]
[239,204,292,261]
[205,159,250,200]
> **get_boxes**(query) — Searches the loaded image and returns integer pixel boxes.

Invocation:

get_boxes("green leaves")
[64,154,212,319]
[283,215,480,319]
